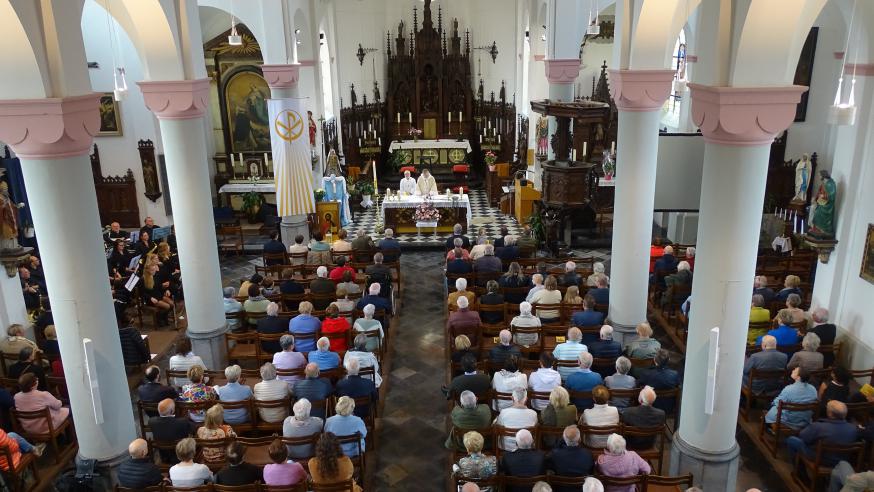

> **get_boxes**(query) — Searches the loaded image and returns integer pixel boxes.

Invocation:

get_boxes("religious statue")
[399,170,416,195]
[324,148,343,177]
[308,111,317,148]
[602,150,615,180]
[453,18,459,39]
[373,81,381,103]
[0,179,24,253]
[416,168,438,196]
[808,169,836,239]
[350,84,357,107]
[536,117,549,156]
[792,153,812,203]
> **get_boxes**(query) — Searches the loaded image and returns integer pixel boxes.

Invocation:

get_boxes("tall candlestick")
[369,123,373,132]
[571,149,576,161]
[498,135,501,144]
[373,159,378,192]
[230,153,235,168]
[610,141,615,154]
[582,141,588,158]
[479,135,483,143]
[459,112,462,123]
[239,153,244,166]
[448,112,452,123]
[378,137,382,146]
[408,112,412,124]
[397,112,400,124]
[488,121,492,129]
[358,138,362,147]
[263,152,269,171]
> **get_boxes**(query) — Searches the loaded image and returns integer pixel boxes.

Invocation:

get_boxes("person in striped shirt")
[553,327,589,381]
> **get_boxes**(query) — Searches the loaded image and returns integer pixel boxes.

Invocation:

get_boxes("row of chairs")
[162,365,378,391]
[225,327,385,366]
[453,472,693,492]
[118,482,348,492]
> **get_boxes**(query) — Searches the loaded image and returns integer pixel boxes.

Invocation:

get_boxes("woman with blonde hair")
[141,263,173,323]
[180,365,217,422]
[455,430,497,489]
[197,404,237,462]
[530,275,562,323]
[324,396,367,457]
[563,285,583,305]
[776,274,803,301]
[540,386,578,427]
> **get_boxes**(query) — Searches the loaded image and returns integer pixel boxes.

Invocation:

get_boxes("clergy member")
[399,170,416,195]
[416,168,438,196]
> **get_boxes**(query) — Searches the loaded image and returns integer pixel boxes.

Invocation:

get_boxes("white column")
[0,272,29,333]
[0,94,137,466]
[605,70,675,344]
[139,80,227,368]
[670,84,806,489]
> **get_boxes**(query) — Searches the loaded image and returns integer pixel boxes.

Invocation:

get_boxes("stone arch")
[627,0,702,70]
[0,1,47,98]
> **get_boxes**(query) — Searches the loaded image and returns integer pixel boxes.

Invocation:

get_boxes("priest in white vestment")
[416,168,438,196]
[399,170,417,195]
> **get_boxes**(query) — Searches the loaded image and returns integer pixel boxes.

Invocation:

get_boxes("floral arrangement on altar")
[413,197,441,223]
[484,151,497,166]
[314,189,326,202]
[408,127,423,140]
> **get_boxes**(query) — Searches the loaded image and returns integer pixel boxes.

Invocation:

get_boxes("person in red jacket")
[329,256,356,284]
[321,303,351,352]
[0,426,42,471]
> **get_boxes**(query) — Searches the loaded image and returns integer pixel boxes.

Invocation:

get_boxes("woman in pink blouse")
[596,433,651,492]
[13,373,69,435]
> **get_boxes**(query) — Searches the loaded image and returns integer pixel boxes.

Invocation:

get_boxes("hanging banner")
[268,98,315,216]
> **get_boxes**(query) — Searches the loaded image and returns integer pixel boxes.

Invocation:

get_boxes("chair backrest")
[214,483,264,492]
[596,474,645,489]
[276,367,305,379]
[11,407,56,438]
[166,484,212,492]
[812,440,865,470]
[333,431,363,456]
[646,473,694,489]
[264,484,308,492]
[115,486,163,492]
[747,368,788,388]
[311,479,356,492]
[502,475,549,489]
[547,474,587,489]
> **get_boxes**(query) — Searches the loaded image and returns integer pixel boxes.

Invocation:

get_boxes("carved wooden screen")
[90,144,140,228]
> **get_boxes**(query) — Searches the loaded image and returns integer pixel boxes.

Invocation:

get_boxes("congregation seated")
[529,353,561,411]
[138,365,178,407]
[310,267,336,308]
[493,226,510,248]
[223,287,243,331]
[748,294,771,342]
[149,399,193,464]
[283,398,324,459]
[492,356,527,411]
[9,347,46,391]
[118,438,163,489]
[788,332,824,373]
[274,334,307,384]
[455,430,497,487]
[243,284,270,322]
[446,224,472,250]
[262,231,286,264]
[293,363,333,419]
[757,311,801,347]
[449,277,477,308]
[14,373,69,435]
[307,231,332,265]
[540,386,577,430]
[357,283,392,315]
[581,385,619,448]
[553,327,589,380]
[447,242,471,263]
[489,329,521,367]
[142,262,174,324]
[588,274,610,305]
[329,256,355,283]
[499,262,530,303]
[495,388,538,450]
[547,426,594,492]
[605,357,636,408]
[480,280,505,324]
[511,302,541,347]
[743,335,788,395]
[257,302,288,353]
[289,234,308,262]
[216,364,252,424]
[775,274,803,302]
[322,303,351,352]
[620,387,666,449]
[500,429,546,491]
[290,301,321,353]
[365,253,393,293]
[625,322,660,360]
[474,244,502,278]
[652,246,678,285]
[572,296,605,337]
[563,285,582,305]
[169,437,212,486]
[753,275,776,304]
[809,307,837,366]
[560,261,580,287]
[378,228,401,260]
[265,438,307,486]
[449,297,482,349]
[596,433,651,488]
[309,432,363,492]
[787,400,858,466]
[470,230,488,260]
[495,235,519,262]
[531,275,562,323]
[446,391,492,450]
[239,274,262,300]
[764,367,817,429]
[118,318,150,367]
[586,262,609,288]
[253,362,290,422]
[566,353,603,408]
[215,441,262,486]
[776,293,808,325]
[38,325,59,359]
[525,274,544,303]
[637,350,680,413]
[332,228,352,253]
[197,404,237,462]
[324,396,367,457]
[336,270,361,296]
[335,287,355,320]
[662,260,692,305]
[452,335,477,368]
[180,365,217,422]
[818,366,851,411]
[308,336,340,371]
[0,324,37,359]
[345,334,383,388]
[351,228,375,252]
[446,354,491,400]
[589,325,622,360]
[335,358,378,418]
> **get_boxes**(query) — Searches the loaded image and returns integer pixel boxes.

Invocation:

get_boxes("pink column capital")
[608,69,675,112]
[689,84,808,146]
[544,58,581,84]
[0,93,101,159]
[138,78,210,120]
[261,64,301,89]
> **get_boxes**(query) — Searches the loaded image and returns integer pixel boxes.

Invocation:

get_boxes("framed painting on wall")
[316,201,340,236]
[223,69,271,153]
[861,224,874,284]
[98,93,123,136]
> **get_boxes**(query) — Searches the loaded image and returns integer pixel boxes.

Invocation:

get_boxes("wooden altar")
[388,139,472,168]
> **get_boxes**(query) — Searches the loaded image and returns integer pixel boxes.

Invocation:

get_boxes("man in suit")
[787,400,859,466]
[743,335,788,395]
[137,366,178,411]
[495,235,519,262]
[117,438,164,490]
[488,329,522,367]
[809,307,837,366]
[309,266,336,309]
[546,426,593,491]
[501,429,546,492]
[262,231,286,265]
[572,296,605,344]
[637,350,681,413]
[356,283,393,315]
[560,261,581,287]
[378,228,402,261]
[445,223,471,250]
[292,363,334,419]
[653,245,678,277]
[620,386,666,449]
[588,275,610,305]
[351,228,375,252]
[365,252,393,297]
[474,244,502,277]
[335,358,378,418]
[589,325,622,359]
[445,390,492,450]
[445,354,490,400]
[257,302,289,353]
[149,399,194,464]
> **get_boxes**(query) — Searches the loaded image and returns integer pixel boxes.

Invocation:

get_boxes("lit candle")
[572,149,576,161]
[408,112,412,123]
[488,121,492,129]
[378,137,382,146]
[498,135,501,144]
[801,219,805,232]
[230,153,235,168]
[610,141,615,154]
[448,112,452,123]
[479,135,483,143]
[793,218,798,234]
[239,152,244,164]
[369,123,373,132]
[397,112,401,124]
[263,152,269,170]
[358,138,362,147]
[459,112,462,123]
[373,159,378,191]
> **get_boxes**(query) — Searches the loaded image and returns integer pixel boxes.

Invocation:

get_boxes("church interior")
[0,0,873,490]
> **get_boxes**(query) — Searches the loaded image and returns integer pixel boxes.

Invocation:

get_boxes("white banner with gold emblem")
[269,98,315,216]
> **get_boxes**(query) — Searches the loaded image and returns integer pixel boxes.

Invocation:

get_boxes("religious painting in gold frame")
[316,201,340,236]
[224,70,271,153]
[98,93,122,136]
[861,224,874,284]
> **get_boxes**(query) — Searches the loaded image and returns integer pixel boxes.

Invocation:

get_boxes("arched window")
[661,30,687,131]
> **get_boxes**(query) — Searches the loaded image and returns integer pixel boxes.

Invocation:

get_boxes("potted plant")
[484,151,497,172]
[241,191,264,223]
[408,127,423,142]
[314,189,326,202]
[357,180,374,208]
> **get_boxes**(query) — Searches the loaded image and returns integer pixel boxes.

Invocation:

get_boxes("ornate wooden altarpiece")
[90,144,140,228]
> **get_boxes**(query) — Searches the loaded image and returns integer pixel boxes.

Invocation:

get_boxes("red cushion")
[399,166,417,174]
[452,165,470,173]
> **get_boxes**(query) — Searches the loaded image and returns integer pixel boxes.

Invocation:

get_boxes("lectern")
[514,179,541,224]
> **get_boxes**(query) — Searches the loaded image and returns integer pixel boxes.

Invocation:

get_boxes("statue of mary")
[792,153,812,203]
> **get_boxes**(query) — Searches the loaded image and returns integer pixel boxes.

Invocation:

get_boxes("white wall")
[653,134,705,211]
[81,0,171,226]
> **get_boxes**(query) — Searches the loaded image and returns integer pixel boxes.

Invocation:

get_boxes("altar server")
[399,170,417,195]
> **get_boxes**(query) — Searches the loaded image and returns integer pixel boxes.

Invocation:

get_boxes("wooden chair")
[453,474,500,492]
[759,400,820,457]
[264,484,307,492]
[115,486,163,492]
[218,399,255,434]
[214,483,264,492]
[509,324,542,357]
[493,425,539,456]
[646,473,694,491]
[502,475,549,490]
[217,226,244,256]
[236,435,276,466]
[547,474,587,490]
[253,397,291,432]
[793,441,865,492]
[0,442,39,492]
[534,303,563,325]
[538,425,567,450]
[740,368,787,421]
[166,485,212,492]
[11,407,74,464]
[623,424,667,474]
[225,332,260,365]
[334,431,365,478]
[596,474,645,490]
[281,433,321,462]
[311,479,356,492]
[137,400,161,435]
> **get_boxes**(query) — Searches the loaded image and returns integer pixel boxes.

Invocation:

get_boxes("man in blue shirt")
[588,275,610,305]
[292,363,334,419]
[757,311,800,347]
[356,283,393,315]
[308,337,340,371]
[553,327,589,380]
[565,352,603,408]
[289,301,321,352]
[787,400,859,466]
[216,364,253,424]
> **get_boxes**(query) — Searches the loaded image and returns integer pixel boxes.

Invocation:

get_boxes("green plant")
[314,189,326,202]
[241,191,264,213]
[390,151,407,170]
[356,180,374,196]
[527,213,546,243]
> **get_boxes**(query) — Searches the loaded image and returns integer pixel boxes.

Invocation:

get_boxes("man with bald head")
[488,329,521,366]
[620,386,666,449]
[500,428,546,492]
[117,438,163,489]
[292,363,333,419]
[148,398,193,463]
[461,483,481,492]
[788,400,858,466]
[546,425,593,490]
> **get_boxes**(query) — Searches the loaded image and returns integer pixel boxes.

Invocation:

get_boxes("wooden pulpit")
[514,179,541,224]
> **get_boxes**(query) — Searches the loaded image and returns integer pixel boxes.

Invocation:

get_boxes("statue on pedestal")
[324,148,343,177]
[793,153,812,203]
[0,180,25,254]
[808,169,836,239]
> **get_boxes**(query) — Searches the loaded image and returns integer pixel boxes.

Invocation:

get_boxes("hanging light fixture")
[228,16,242,46]
[103,2,127,101]
[829,0,857,126]
[586,0,600,36]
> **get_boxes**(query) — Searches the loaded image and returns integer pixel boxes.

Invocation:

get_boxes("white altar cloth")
[381,194,472,226]
[388,139,472,153]
[218,182,276,193]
